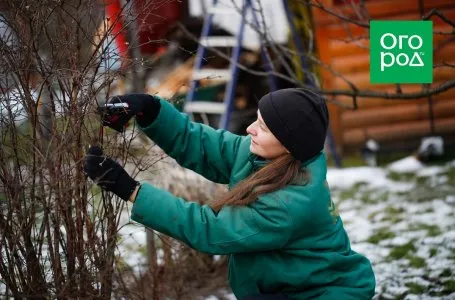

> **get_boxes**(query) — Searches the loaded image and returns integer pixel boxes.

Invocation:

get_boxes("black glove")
[98,94,161,132]
[84,146,139,201]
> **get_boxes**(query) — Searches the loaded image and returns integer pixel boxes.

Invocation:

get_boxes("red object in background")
[105,0,129,59]
[134,0,187,55]
[105,0,187,58]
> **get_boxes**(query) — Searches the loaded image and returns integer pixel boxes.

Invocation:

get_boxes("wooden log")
[332,54,455,75]
[332,53,370,74]
[435,42,455,62]
[326,25,452,60]
[342,99,455,129]
[335,86,455,108]
[329,39,370,58]
[322,8,455,42]
[147,57,194,98]
[315,26,345,154]
[343,117,455,146]
[332,66,455,90]
[313,0,455,26]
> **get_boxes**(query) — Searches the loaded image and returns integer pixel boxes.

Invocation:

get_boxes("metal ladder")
[184,0,274,130]
[185,0,342,166]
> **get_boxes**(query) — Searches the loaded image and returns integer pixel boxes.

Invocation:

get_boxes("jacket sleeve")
[131,183,294,255]
[138,97,245,184]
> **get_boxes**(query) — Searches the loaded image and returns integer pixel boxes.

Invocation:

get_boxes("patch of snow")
[404,268,427,277]
[427,258,455,271]
[387,156,424,173]
[379,236,413,247]
[204,290,236,300]
[337,199,362,210]
[405,200,455,228]
[446,195,455,204]
[213,255,222,261]
[384,285,409,296]
[221,292,236,300]
[343,216,372,242]
[416,166,444,177]
[327,166,414,192]
[404,277,431,287]
[118,224,147,245]
[327,167,383,189]
[334,159,455,299]
[157,248,164,265]
[406,202,433,214]
[442,230,455,240]
[352,243,389,264]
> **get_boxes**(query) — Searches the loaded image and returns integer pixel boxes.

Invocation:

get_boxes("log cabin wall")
[311,0,455,153]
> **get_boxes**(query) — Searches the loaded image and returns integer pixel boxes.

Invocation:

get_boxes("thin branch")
[317,79,455,99]
[309,0,370,28]
[422,8,455,27]
[433,30,455,35]
[358,0,371,20]
[434,61,455,68]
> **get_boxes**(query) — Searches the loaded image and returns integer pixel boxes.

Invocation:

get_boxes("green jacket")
[132,98,375,299]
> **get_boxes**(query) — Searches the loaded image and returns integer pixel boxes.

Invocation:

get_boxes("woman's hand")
[84,146,139,201]
[98,94,161,132]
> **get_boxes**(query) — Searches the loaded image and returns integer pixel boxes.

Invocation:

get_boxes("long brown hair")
[210,153,307,212]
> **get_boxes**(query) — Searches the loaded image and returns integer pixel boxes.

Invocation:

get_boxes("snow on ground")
[117,155,455,300]
[328,156,455,300]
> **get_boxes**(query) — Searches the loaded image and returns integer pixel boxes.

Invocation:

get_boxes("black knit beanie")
[258,88,329,162]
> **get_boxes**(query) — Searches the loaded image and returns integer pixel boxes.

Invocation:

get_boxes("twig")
[317,79,455,99]
[422,8,455,27]
[309,0,370,28]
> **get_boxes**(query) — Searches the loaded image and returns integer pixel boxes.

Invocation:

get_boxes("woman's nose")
[246,124,256,136]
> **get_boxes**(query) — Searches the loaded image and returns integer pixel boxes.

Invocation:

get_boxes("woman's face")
[246,110,289,159]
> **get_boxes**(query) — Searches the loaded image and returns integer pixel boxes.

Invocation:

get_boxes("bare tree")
[0,0,157,298]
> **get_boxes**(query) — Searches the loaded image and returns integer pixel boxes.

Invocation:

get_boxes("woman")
[84,88,375,299]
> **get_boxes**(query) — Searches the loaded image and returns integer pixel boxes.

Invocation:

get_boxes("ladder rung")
[200,36,238,48]
[208,6,239,15]
[184,102,226,114]
[192,69,232,81]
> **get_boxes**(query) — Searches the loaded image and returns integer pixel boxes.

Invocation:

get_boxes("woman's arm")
[138,96,246,184]
[130,183,293,255]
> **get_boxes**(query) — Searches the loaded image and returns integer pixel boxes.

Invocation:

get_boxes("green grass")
[429,248,438,257]
[358,191,372,203]
[388,242,416,260]
[405,282,427,294]
[368,211,381,220]
[445,167,455,185]
[423,207,435,213]
[335,182,368,202]
[385,206,405,215]
[380,214,404,224]
[387,171,415,182]
[440,268,452,277]
[442,280,455,294]
[367,228,396,244]
[416,175,431,185]
[407,255,426,268]
[408,223,441,237]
